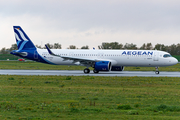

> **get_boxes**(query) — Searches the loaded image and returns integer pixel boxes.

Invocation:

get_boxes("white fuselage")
[37,49,178,67]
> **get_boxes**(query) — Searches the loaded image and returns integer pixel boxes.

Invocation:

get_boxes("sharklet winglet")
[45,44,60,57]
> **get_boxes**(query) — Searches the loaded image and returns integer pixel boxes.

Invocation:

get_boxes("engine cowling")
[94,61,111,71]
[111,66,124,71]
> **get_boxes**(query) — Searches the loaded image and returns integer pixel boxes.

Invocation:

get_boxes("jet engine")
[94,61,111,71]
[111,66,124,71]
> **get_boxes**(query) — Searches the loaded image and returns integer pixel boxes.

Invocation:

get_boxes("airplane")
[10,26,178,74]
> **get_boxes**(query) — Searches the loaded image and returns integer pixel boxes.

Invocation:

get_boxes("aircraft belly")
[52,59,75,65]
[42,56,74,65]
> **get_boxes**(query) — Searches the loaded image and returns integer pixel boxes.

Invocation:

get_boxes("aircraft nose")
[172,57,178,65]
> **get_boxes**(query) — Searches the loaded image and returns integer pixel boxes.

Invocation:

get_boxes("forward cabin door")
[153,51,159,61]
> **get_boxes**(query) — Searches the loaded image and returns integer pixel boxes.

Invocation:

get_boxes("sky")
[0,0,180,49]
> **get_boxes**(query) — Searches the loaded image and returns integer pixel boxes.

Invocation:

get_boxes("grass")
[0,54,19,60]
[126,63,180,71]
[0,75,180,119]
[0,59,179,119]
[173,55,180,62]
[0,61,179,71]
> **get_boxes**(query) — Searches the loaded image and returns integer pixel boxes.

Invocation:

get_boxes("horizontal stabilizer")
[10,51,28,56]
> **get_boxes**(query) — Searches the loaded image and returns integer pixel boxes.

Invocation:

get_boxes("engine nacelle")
[111,66,124,71]
[94,61,111,71]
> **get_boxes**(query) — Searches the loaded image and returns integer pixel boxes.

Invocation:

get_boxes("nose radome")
[173,58,178,64]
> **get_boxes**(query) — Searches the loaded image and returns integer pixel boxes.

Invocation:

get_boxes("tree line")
[0,43,89,54]
[98,42,180,55]
[1,42,180,55]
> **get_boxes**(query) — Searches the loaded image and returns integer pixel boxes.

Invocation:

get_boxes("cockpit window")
[163,54,172,58]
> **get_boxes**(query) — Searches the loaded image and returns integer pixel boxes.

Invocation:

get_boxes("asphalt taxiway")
[0,70,180,77]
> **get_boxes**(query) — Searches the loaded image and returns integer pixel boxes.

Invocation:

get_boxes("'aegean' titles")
[122,51,153,55]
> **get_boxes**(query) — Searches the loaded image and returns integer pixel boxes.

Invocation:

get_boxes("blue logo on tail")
[13,26,36,50]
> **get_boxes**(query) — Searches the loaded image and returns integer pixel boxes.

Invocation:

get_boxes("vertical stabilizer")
[13,26,36,50]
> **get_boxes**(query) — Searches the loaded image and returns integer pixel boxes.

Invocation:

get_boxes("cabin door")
[153,51,159,61]
[69,52,74,57]
[98,53,104,59]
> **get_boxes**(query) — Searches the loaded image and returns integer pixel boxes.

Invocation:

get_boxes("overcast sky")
[0,0,180,49]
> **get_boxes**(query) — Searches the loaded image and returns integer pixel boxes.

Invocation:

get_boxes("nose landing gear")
[155,67,159,74]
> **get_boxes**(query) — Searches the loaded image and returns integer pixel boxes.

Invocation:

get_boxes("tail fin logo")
[13,26,36,50]
[14,28,29,50]
[15,28,28,41]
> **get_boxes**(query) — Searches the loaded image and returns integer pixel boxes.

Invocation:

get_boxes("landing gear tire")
[155,67,159,74]
[155,71,159,74]
[84,68,90,74]
[93,69,99,73]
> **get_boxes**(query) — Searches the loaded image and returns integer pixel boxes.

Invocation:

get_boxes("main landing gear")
[155,67,159,74]
[84,68,90,74]
[83,68,99,74]
[93,69,99,73]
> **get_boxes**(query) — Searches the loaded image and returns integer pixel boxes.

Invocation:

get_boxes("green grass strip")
[0,75,180,119]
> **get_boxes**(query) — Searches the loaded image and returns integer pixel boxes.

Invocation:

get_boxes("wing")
[45,45,101,66]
